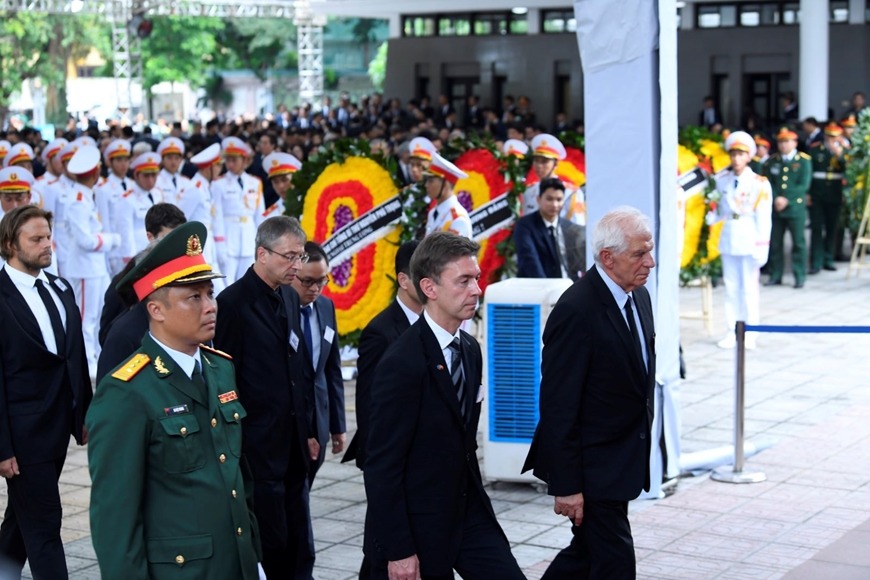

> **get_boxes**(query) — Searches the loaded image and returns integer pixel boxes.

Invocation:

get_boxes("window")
[782,2,799,24]
[739,3,780,26]
[403,16,435,37]
[830,0,849,22]
[509,13,528,34]
[474,12,508,35]
[439,14,471,36]
[542,9,576,33]
[697,4,738,28]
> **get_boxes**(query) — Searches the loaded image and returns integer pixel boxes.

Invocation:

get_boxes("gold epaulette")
[798,152,812,160]
[200,344,232,360]
[111,353,151,382]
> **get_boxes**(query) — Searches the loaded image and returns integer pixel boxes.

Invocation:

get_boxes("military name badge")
[218,390,238,404]
[164,404,190,416]
[770,166,780,175]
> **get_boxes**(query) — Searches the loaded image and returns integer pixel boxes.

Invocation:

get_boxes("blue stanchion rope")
[743,325,870,334]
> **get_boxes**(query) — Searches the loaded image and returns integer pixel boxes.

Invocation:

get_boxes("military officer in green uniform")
[763,127,813,288]
[86,221,264,579]
[808,123,847,273]
[750,135,771,175]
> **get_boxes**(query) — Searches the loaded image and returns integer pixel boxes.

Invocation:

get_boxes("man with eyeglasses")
[289,241,347,487]
[215,216,317,579]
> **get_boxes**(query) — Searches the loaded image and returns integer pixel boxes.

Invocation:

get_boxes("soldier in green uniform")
[750,135,771,175]
[808,123,847,273]
[763,127,813,288]
[86,221,264,579]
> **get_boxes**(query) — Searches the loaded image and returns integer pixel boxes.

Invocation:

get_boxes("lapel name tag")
[164,404,190,416]
[53,279,68,293]
[218,390,238,404]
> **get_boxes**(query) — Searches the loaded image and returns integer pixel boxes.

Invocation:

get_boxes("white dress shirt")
[300,302,321,369]
[397,295,421,326]
[4,264,67,355]
[541,215,570,278]
[599,267,649,372]
[423,310,461,371]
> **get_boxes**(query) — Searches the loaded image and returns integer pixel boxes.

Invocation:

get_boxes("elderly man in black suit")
[214,215,313,579]
[364,232,524,580]
[0,205,93,579]
[514,177,586,281]
[524,206,657,579]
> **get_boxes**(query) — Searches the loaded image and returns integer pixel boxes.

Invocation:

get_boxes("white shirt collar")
[3,263,50,288]
[423,310,460,350]
[540,214,559,228]
[598,265,631,310]
[150,333,202,380]
[783,150,797,162]
[397,295,420,325]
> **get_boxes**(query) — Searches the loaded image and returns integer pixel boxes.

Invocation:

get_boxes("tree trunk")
[45,19,69,126]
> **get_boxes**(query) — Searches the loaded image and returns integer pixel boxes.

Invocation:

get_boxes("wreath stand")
[680,275,715,336]
[847,170,870,279]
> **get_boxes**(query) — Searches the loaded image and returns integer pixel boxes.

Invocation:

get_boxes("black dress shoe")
[823,264,837,271]
[764,279,782,287]
[794,281,805,289]
[809,268,820,275]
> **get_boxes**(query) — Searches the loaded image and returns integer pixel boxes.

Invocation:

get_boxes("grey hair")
[592,206,652,265]
[255,215,306,253]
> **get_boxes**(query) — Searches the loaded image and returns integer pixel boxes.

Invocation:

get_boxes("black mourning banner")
[469,194,514,241]
[322,196,404,264]
[678,166,709,196]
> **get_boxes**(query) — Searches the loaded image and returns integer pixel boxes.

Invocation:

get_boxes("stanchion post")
[712,321,767,484]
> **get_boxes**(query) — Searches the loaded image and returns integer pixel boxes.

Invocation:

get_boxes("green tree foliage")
[0,11,107,124]
[140,16,225,93]
[218,19,298,79]
[368,41,388,91]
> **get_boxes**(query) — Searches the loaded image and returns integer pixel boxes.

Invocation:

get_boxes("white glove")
[704,211,717,226]
[258,563,267,580]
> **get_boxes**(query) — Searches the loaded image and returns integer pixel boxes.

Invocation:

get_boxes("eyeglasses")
[263,247,309,264]
[297,276,329,288]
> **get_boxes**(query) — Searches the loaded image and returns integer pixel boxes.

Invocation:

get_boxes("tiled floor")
[4,265,870,579]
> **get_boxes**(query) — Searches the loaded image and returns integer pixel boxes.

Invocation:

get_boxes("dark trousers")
[369,491,524,580]
[810,197,842,269]
[542,499,635,580]
[255,457,315,579]
[769,210,807,283]
[0,456,68,580]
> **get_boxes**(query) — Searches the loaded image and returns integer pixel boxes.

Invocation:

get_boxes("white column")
[799,0,829,119]
[848,0,864,24]
[680,1,695,30]
[526,9,541,35]
[388,15,402,38]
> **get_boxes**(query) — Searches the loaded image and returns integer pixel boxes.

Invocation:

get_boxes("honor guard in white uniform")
[39,138,68,186]
[424,152,472,239]
[3,143,44,210]
[114,152,165,267]
[408,137,437,185]
[522,134,586,226]
[0,167,36,270]
[0,141,9,166]
[261,151,302,221]
[186,143,224,293]
[156,136,191,203]
[503,139,529,159]
[94,139,133,274]
[65,146,122,374]
[44,140,90,275]
[708,131,773,349]
[211,136,264,283]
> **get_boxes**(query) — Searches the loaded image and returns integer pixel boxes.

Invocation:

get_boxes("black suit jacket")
[514,212,585,282]
[364,318,504,574]
[96,302,149,383]
[342,299,411,469]
[523,265,655,501]
[215,267,310,480]
[0,269,91,465]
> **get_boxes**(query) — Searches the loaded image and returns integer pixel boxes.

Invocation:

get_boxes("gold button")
[232,489,238,498]
[233,412,240,421]
[219,453,227,463]
[211,418,217,428]
[782,184,787,189]
[236,527,243,536]
[175,555,185,565]
[783,176,788,181]
[783,167,789,172]
[180,427,187,436]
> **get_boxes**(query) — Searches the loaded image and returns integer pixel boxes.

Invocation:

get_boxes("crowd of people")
[0,84,864,578]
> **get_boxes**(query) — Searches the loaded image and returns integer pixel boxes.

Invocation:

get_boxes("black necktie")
[192,359,207,399]
[548,225,562,258]
[237,176,244,190]
[35,279,65,355]
[172,176,178,190]
[448,337,467,420]
[121,179,128,191]
[624,296,645,374]
[301,305,315,365]
[147,191,155,204]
